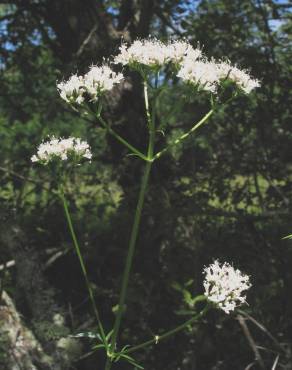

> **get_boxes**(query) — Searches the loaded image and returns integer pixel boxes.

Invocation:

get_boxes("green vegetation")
[0,1,292,369]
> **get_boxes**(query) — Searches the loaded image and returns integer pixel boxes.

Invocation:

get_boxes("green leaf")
[171,281,182,292]
[118,354,144,369]
[192,294,207,306]
[92,344,106,351]
[183,290,194,306]
[185,279,194,287]
[119,354,136,361]
[120,344,131,352]
[106,329,114,341]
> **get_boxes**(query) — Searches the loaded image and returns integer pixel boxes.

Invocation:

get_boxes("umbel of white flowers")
[113,39,202,66]
[114,39,260,93]
[57,65,123,105]
[203,260,251,314]
[31,136,92,164]
[57,38,260,105]
[177,58,260,94]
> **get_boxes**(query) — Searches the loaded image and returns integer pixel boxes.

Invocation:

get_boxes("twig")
[238,310,284,353]
[44,249,70,270]
[154,7,183,36]
[76,23,98,58]
[0,166,49,190]
[245,362,256,370]
[271,355,279,370]
[237,314,266,369]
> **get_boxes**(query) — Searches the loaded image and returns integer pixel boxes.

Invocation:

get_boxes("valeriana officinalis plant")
[31,38,259,369]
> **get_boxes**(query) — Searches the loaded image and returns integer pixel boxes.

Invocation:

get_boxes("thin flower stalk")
[144,82,155,159]
[126,303,210,354]
[59,188,106,343]
[96,114,149,162]
[153,109,214,160]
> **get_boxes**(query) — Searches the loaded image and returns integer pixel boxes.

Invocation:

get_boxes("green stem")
[97,115,149,162]
[59,189,106,342]
[126,304,210,354]
[144,81,152,128]
[104,81,155,370]
[153,109,214,160]
[144,81,155,159]
[105,161,152,370]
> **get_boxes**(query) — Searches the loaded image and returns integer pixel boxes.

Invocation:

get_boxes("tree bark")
[0,291,53,370]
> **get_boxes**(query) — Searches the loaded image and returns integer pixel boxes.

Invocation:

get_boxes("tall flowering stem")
[51,38,259,369]
[105,81,155,370]
[59,187,106,343]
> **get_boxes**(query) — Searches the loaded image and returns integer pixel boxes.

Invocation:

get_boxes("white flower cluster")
[178,57,260,94]
[57,74,85,105]
[168,40,202,64]
[114,39,202,67]
[57,65,123,104]
[178,59,220,93]
[83,65,123,101]
[216,61,261,94]
[114,38,259,94]
[203,260,251,314]
[57,39,259,105]
[31,136,92,164]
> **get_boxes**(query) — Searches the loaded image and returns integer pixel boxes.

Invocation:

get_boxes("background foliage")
[0,1,292,369]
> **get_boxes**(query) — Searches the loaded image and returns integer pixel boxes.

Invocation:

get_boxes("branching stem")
[126,304,210,354]
[103,83,214,370]
[153,109,214,160]
[97,115,149,162]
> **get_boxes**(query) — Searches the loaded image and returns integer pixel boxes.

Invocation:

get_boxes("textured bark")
[0,211,83,370]
[0,291,53,370]
[0,291,83,370]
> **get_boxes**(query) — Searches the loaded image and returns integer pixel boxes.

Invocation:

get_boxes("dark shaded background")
[0,1,292,369]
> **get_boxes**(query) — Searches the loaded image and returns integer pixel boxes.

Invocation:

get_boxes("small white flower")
[83,65,123,101]
[216,60,260,93]
[31,136,92,165]
[167,40,202,64]
[177,59,220,92]
[57,74,85,104]
[203,260,251,314]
